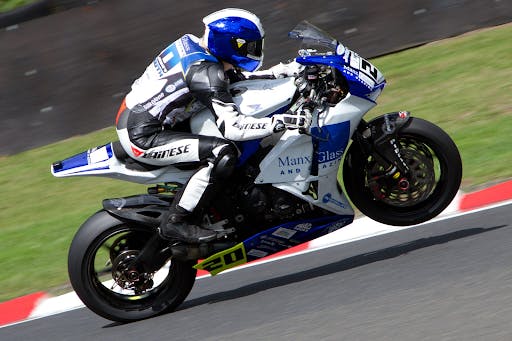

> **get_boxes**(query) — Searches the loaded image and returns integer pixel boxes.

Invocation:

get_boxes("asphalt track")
[1,202,511,340]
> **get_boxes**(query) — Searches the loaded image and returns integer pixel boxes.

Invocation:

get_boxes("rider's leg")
[161,139,237,242]
[116,108,238,242]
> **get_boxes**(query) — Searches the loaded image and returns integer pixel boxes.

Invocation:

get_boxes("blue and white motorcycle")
[51,21,462,322]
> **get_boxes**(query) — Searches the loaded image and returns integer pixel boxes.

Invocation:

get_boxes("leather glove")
[271,116,286,133]
[270,60,305,78]
[272,109,312,132]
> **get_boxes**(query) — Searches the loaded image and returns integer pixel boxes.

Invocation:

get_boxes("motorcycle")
[51,21,462,322]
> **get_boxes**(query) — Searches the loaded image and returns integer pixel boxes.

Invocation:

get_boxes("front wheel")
[68,210,197,322]
[343,117,462,226]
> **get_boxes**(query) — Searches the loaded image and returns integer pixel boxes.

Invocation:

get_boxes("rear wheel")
[343,117,462,226]
[68,211,197,322]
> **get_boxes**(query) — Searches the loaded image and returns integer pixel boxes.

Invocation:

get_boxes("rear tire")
[68,210,197,322]
[343,117,462,226]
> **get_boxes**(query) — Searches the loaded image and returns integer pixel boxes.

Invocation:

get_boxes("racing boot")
[159,206,217,243]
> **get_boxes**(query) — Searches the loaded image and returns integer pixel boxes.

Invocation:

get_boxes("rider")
[115,8,304,243]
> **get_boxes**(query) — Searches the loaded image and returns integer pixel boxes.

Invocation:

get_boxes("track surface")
[1,203,511,340]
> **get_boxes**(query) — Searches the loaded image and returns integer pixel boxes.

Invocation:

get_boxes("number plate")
[194,243,248,276]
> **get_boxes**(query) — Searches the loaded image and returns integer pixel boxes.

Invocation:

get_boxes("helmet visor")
[231,37,264,59]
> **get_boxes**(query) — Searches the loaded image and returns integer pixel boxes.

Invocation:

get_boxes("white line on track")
[200,200,512,278]
[4,200,511,328]
[414,9,427,15]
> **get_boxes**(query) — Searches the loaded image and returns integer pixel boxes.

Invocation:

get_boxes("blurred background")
[1,0,511,155]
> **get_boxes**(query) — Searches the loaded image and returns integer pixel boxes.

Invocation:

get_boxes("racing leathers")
[115,34,294,243]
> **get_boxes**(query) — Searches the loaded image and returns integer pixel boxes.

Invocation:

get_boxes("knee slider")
[212,144,237,180]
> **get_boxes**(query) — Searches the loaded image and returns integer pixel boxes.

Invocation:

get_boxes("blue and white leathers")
[116,33,276,213]
[124,34,217,122]
[53,44,384,217]
[52,20,386,248]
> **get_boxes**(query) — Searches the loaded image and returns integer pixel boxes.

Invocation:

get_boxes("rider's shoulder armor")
[126,34,219,116]
[186,62,228,94]
[178,34,219,73]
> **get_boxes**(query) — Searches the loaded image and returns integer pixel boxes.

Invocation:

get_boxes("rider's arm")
[186,62,278,141]
[243,60,304,79]
[225,60,305,81]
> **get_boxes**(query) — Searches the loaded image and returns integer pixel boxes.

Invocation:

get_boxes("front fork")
[353,111,412,195]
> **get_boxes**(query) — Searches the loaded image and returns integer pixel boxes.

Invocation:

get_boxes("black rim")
[84,225,174,310]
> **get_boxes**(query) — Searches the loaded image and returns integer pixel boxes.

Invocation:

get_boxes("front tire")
[68,210,197,322]
[343,117,462,226]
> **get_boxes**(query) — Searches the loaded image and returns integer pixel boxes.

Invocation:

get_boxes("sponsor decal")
[278,155,312,176]
[232,122,268,130]
[389,138,408,170]
[261,235,286,246]
[278,156,312,167]
[142,144,191,159]
[181,35,192,52]
[327,218,352,233]
[313,121,350,171]
[163,77,185,94]
[383,114,395,133]
[131,145,144,157]
[236,38,246,48]
[280,168,307,175]
[322,193,345,208]
[317,150,343,163]
[293,222,313,232]
[165,84,176,93]
[153,58,167,76]
[175,38,186,57]
[272,227,297,240]
[142,92,165,110]
[247,249,268,258]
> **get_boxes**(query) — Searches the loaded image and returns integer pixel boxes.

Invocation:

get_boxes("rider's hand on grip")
[271,117,286,133]
[272,109,312,132]
[270,60,304,78]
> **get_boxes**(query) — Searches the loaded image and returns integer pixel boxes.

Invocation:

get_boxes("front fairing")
[290,21,386,101]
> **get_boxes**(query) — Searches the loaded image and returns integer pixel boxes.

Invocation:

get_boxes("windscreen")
[288,21,339,52]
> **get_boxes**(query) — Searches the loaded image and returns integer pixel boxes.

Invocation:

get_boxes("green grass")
[1,24,511,302]
[0,0,38,13]
[372,26,512,188]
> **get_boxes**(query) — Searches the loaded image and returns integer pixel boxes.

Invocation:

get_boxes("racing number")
[201,248,244,271]
[361,59,378,81]
[223,248,245,265]
[194,243,247,276]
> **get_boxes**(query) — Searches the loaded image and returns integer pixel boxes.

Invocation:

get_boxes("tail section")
[51,143,113,177]
[51,142,195,184]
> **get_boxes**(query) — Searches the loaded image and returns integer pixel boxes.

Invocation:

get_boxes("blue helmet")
[203,8,264,72]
